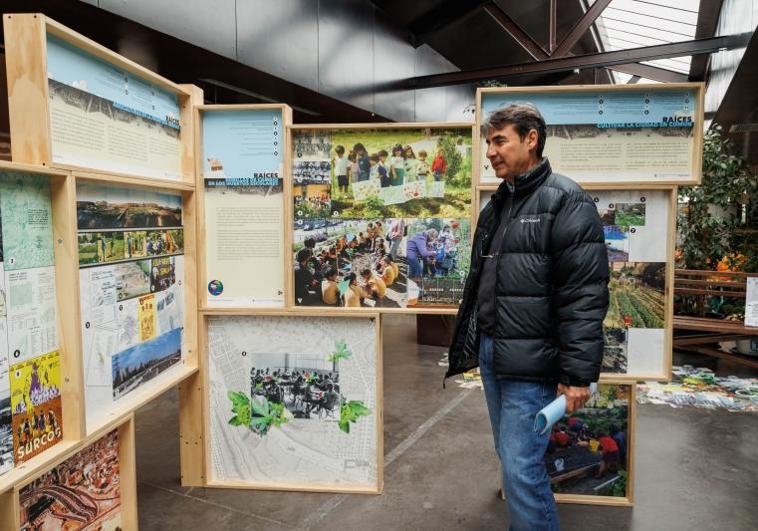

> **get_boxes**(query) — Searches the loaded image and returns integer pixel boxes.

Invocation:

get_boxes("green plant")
[338,399,371,433]
[327,340,352,363]
[612,469,628,498]
[227,391,289,436]
[678,125,757,271]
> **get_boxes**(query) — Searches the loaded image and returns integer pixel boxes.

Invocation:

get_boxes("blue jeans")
[479,333,559,531]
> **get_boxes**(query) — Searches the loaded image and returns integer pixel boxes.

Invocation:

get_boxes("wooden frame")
[554,383,637,507]
[195,104,293,310]
[474,185,675,383]
[286,121,475,314]
[3,13,196,185]
[475,83,705,187]
[189,309,384,494]
[0,414,138,530]
[2,12,204,504]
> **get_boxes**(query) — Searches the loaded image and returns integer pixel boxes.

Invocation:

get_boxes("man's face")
[485,124,538,179]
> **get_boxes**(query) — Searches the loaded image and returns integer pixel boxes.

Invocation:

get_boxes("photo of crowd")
[293,218,408,308]
[545,384,631,498]
[250,355,341,420]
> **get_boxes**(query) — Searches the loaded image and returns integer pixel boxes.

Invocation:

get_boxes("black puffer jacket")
[447,159,609,386]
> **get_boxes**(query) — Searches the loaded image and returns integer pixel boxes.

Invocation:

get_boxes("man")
[446,104,609,530]
[406,229,438,282]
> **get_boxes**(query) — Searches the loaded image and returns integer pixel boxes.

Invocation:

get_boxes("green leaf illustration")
[327,339,353,363]
[338,399,371,434]
[227,391,251,427]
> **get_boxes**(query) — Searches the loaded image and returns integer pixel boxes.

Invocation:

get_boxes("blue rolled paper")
[534,383,598,435]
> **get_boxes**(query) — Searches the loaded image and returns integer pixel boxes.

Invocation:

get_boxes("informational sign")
[745,277,758,328]
[77,183,185,430]
[46,35,183,180]
[208,315,380,491]
[202,109,285,307]
[480,88,699,184]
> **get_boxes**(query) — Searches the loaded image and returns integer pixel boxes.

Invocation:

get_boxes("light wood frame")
[2,12,203,502]
[474,185,675,383]
[0,414,138,530]
[554,382,637,507]
[3,13,196,185]
[475,83,705,187]
[185,309,384,494]
[286,122,476,315]
[194,104,293,310]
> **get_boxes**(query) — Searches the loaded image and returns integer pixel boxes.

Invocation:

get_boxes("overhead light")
[199,78,321,116]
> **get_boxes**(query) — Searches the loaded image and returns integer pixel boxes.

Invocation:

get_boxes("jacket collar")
[491,158,552,206]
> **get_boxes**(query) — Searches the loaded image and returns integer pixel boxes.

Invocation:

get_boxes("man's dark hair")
[483,103,547,158]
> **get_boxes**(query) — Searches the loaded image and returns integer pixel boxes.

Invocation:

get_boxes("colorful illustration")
[138,294,157,342]
[10,351,63,463]
[19,429,122,530]
[545,384,631,498]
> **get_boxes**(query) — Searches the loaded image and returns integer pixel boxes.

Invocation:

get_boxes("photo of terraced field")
[604,262,665,329]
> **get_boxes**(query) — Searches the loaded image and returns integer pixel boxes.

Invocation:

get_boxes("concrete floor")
[135,316,758,530]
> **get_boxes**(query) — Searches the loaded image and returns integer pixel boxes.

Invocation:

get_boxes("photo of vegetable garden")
[604,262,665,329]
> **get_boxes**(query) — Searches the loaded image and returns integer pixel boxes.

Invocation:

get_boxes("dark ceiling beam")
[689,0,725,81]
[408,0,490,47]
[482,3,549,60]
[609,63,689,83]
[552,0,612,57]
[401,33,752,88]
[627,75,642,84]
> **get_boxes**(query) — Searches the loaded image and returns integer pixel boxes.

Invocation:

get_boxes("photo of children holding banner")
[544,384,631,498]
[296,127,471,219]
[405,218,471,307]
[293,218,408,308]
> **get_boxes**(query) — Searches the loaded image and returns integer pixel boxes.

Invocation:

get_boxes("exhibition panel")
[3,13,196,185]
[477,84,705,187]
[289,123,475,312]
[476,185,677,382]
[203,312,383,493]
[198,105,293,309]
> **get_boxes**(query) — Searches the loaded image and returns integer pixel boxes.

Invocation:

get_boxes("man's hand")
[557,384,591,414]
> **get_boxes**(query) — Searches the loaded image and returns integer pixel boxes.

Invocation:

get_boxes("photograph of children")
[604,226,630,262]
[405,218,471,307]
[249,353,341,421]
[112,327,182,399]
[545,384,631,498]
[78,232,125,265]
[605,262,665,329]
[602,327,628,373]
[308,127,471,219]
[293,218,408,308]
[19,429,122,530]
[293,161,332,220]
